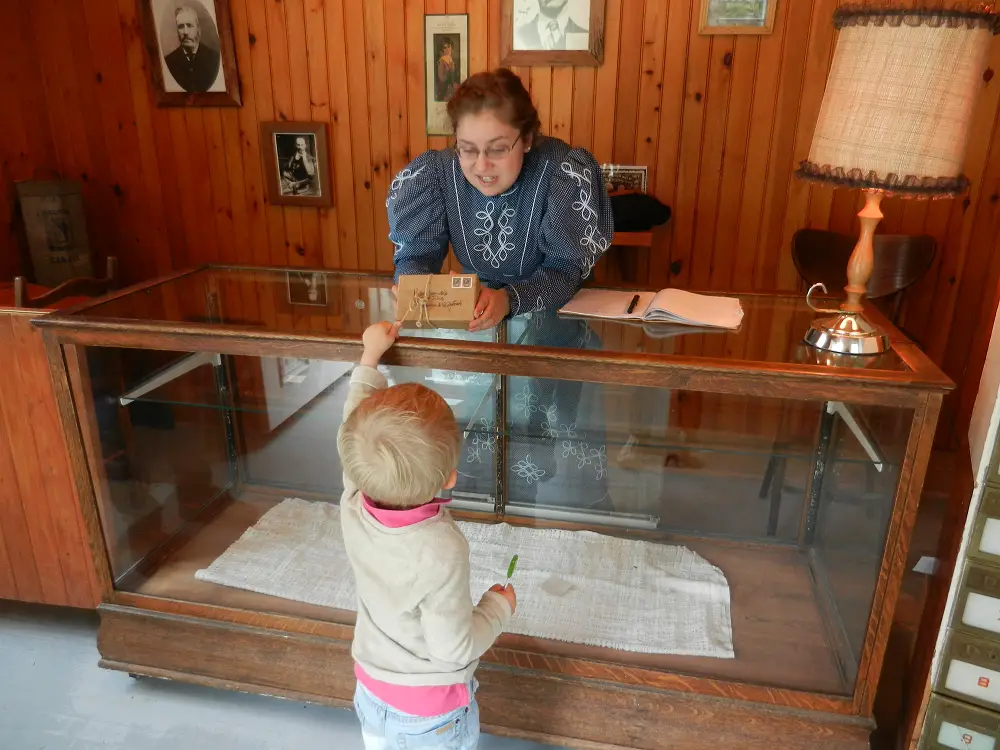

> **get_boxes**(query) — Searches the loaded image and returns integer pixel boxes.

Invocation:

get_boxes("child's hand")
[489,583,517,615]
[360,321,400,367]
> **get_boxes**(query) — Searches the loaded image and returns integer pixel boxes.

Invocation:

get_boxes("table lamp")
[796,4,998,355]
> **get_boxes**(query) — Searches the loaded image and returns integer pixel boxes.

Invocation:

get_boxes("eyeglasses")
[456,134,521,162]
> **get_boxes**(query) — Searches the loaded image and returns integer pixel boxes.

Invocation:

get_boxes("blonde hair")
[338,383,461,508]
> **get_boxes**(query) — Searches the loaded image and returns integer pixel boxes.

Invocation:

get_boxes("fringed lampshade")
[795,4,998,355]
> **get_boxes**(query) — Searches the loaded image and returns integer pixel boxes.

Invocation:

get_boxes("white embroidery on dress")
[386,165,426,207]
[560,160,608,279]
[513,455,545,484]
[466,417,498,464]
[591,444,608,479]
[473,201,516,269]
[514,383,538,418]
[559,440,606,478]
[530,296,545,314]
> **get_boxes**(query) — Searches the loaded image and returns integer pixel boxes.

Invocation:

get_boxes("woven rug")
[195,498,734,658]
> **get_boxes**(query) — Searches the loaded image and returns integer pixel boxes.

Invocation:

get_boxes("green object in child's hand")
[506,554,519,582]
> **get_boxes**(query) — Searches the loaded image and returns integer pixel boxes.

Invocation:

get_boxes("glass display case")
[37,265,952,750]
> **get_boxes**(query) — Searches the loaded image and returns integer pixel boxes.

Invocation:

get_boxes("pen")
[626,294,640,314]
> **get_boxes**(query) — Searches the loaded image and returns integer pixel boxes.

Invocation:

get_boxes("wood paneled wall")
[0,309,101,608]
[2,0,1000,443]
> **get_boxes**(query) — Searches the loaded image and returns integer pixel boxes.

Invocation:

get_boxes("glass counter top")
[39,265,953,387]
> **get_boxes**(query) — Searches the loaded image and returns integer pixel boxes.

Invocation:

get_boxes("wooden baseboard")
[97,604,874,750]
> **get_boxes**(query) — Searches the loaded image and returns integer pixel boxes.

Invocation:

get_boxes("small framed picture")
[286,271,328,307]
[425,15,469,136]
[260,122,333,208]
[502,0,605,67]
[699,0,777,35]
[139,0,241,106]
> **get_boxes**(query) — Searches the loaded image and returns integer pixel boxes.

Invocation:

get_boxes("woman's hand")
[469,287,510,332]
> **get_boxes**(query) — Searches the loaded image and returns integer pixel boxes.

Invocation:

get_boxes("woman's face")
[455,110,531,197]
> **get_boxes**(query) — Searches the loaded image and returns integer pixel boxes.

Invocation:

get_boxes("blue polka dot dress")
[387,136,614,316]
[386,137,616,512]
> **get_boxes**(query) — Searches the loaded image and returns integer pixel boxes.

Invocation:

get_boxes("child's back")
[337,322,515,750]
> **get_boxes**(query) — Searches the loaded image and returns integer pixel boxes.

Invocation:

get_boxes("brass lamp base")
[804,311,889,355]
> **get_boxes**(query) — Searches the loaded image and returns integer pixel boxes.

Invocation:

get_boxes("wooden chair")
[791,229,936,325]
[757,232,936,537]
[14,256,118,309]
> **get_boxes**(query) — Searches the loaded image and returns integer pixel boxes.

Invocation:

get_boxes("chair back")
[14,256,118,309]
[791,230,935,319]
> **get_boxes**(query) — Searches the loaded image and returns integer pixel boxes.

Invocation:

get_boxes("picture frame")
[502,0,605,67]
[425,14,469,136]
[138,0,241,106]
[260,123,333,208]
[15,180,94,287]
[286,270,329,307]
[699,0,777,35]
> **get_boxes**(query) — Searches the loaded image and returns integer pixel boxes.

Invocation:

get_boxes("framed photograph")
[699,0,777,35]
[138,0,241,106]
[286,271,329,307]
[260,122,333,208]
[502,0,605,67]
[425,15,469,136]
[15,180,94,287]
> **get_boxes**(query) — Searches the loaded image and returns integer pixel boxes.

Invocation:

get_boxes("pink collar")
[362,494,449,528]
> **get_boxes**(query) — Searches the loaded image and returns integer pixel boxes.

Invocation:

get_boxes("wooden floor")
[132,492,849,697]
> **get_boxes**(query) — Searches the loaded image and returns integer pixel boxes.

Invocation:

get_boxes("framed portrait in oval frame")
[139,0,241,106]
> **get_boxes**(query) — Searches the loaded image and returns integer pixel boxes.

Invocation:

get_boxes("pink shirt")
[353,495,471,717]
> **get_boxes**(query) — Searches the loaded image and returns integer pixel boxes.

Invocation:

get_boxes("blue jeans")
[353,680,480,750]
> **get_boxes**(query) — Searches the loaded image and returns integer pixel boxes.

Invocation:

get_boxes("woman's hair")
[446,68,541,141]
[338,383,460,508]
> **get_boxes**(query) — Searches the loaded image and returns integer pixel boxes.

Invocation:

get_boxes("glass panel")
[70,335,911,698]
[78,343,501,623]
[810,402,911,686]
[64,266,909,372]
[73,345,232,580]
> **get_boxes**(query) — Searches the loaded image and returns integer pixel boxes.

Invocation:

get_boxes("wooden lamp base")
[804,190,890,355]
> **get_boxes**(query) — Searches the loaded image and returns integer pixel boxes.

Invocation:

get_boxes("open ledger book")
[559,288,744,330]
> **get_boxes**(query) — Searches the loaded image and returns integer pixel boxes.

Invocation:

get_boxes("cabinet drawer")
[971,488,1000,566]
[955,562,1000,639]
[939,631,1000,711]
[921,694,1000,750]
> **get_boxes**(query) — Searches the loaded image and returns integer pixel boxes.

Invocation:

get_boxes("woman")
[388,69,616,513]
[390,68,612,329]
[435,39,459,102]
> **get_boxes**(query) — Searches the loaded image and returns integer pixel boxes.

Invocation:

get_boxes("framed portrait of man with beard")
[140,0,241,106]
[502,0,604,66]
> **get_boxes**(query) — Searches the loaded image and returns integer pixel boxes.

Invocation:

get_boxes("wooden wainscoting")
[0,308,100,608]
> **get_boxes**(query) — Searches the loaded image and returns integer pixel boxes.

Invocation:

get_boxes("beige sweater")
[339,366,513,687]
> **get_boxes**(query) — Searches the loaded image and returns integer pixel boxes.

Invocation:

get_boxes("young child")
[338,321,517,750]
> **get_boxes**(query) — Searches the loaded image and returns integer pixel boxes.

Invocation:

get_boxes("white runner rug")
[195,498,734,658]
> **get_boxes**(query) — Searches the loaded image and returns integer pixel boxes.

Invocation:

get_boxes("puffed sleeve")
[503,148,614,317]
[387,151,450,283]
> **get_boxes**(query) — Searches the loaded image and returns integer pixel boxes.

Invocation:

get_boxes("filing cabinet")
[920,694,1000,750]
[939,630,1000,712]
[969,488,1000,567]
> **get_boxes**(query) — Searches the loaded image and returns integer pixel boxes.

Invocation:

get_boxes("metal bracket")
[827,400,885,472]
[119,352,222,406]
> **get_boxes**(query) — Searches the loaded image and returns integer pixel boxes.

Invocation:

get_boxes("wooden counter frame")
[36,273,952,750]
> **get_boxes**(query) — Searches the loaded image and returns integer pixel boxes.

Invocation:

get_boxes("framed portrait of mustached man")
[502,0,605,66]
[139,0,242,106]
